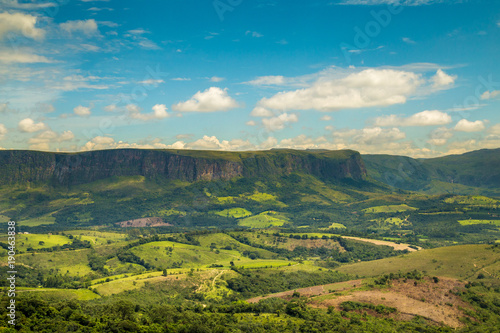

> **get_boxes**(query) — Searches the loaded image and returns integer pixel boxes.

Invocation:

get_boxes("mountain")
[0,148,366,187]
[363,148,500,196]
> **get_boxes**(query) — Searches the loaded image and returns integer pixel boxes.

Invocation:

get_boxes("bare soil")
[311,276,471,328]
[342,236,422,252]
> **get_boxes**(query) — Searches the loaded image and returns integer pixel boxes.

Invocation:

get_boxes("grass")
[335,244,500,280]
[458,220,500,227]
[66,230,128,245]
[329,223,346,229]
[363,204,418,214]
[19,288,100,300]
[1,234,72,251]
[17,248,94,276]
[238,211,289,228]
[215,208,252,218]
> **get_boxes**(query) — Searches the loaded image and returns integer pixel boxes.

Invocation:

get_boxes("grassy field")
[363,204,418,214]
[67,230,128,245]
[18,248,94,276]
[2,234,72,251]
[329,222,346,229]
[19,288,100,300]
[238,211,289,228]
[335,244,500,281]
[215,208,252,218]
[458,220,500,227]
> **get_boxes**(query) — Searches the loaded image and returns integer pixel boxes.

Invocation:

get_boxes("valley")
[1,148,500,332]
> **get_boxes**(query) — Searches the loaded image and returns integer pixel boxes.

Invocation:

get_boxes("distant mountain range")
[363,148,500,196]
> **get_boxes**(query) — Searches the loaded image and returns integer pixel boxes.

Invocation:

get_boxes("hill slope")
[363,148,500,196]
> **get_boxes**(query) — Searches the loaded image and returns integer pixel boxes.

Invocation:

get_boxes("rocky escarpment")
[0,148,367,186]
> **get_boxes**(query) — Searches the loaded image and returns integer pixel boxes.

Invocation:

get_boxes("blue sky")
[0,0,499,156]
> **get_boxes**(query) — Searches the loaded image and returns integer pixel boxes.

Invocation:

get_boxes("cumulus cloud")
[428,127,453,146]
[481,90,500,100]
[28,130,75,150]
[454,119,486,132]
[250,106,274,117]
[246,120,256,126]
[343,127,406,145]
[320,115,332,121]
[0,12,45,40]
[431,69,456,87]
[255,69,423,112]
[0,124,7,140]
[60,19,99,36]
[129,104,169,120]
[374,110,452,127]
[18,118,46,133]
[262,113,298,131]
[172,87,239,112]
[74,105,92,116]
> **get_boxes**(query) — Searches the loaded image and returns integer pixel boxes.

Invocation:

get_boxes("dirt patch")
[311,277,471,328]
[115,217,173,228]
[246,279,362,303]
[342,236,421,252]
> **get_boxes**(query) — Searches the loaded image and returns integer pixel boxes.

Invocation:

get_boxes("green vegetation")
[363,204,418,213]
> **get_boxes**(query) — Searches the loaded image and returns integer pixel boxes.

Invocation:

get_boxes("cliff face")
[0,149,367,186]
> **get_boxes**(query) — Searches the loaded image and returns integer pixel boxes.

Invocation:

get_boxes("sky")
[0,0,499,157]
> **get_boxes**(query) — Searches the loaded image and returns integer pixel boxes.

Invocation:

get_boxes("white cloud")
[431,69,456,87]
[246,31,263,38]
[0,51,53,64]
[428,127,453,146]
[374,110,452,127]
[246,120,256,126]
[138,79,164,85]
[0,124,7,139]
[74,105,92,116]
[250,106,274,117]
[129,104,169,120]
[0,12,45,40]
[246,76,286,86]
[488,123,500,136]
[259,137,278,149]
[454,119,486,132]
[210,76,225,82]
[18,118,46,133]
[346,127,406,145]
[104,104,117,112]
[171,77,191,81]
[60,19,99,36]
[28,130,75,150]
[255,69,423,112]
[481,90,500,100]
[0,0,57,9]
[321,115,332,121]
[262,113,298,131]
[402,37,416,44]
[0,103,9,113]
[172,87,239,112]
